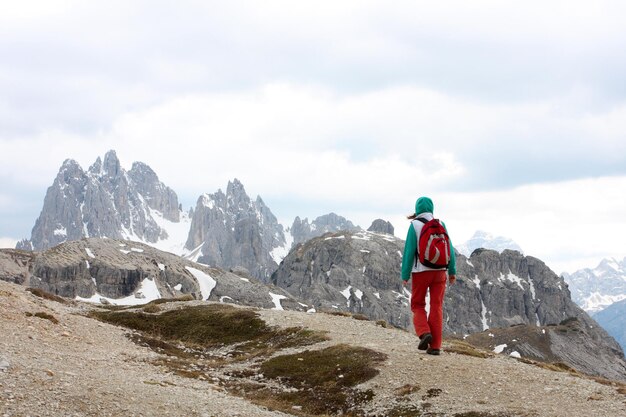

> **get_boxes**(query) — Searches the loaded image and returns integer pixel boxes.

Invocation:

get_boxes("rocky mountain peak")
[290,212,361,246]
[17,151,182,251]
[367,219,394,235]
[185,179,285,282]
[102,150,121,177]
[88,156,103,175]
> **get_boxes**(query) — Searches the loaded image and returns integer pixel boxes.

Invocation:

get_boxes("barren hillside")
[1,280,625,416]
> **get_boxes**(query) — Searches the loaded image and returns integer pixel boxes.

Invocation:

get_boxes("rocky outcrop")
[367,219,394,235]
[465,318,626,382]
[17,151,182,251]
[184,179,287,282]
[289,213,361,246]
[1,238,303,311]
[271,231,626,381]
[272,230,412,328]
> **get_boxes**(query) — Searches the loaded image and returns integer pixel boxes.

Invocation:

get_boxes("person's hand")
[402,280,409,287]
[448,274,456,285]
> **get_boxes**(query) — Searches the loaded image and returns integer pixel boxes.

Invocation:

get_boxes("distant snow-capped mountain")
[17,150,186,252]
[455,230,523,256]
[562,257,626,314]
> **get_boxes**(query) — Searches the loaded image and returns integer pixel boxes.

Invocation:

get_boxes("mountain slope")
[594,298,626,353]
[2,279,625,417]
[271,231,626,381]
[1,237,303,311]
[16,150,186,252]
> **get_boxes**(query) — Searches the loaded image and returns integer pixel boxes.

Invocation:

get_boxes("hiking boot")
[418,333,432,350]
[426,348,441,355]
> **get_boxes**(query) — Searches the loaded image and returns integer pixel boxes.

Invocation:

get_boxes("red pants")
[410,270,447,349]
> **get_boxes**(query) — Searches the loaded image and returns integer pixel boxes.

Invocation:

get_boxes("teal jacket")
[401,197,456,280]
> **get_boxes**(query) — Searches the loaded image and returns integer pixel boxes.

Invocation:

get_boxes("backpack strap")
[413,218,428,267]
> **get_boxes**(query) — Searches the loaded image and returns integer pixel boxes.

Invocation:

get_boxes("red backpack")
[414,218,450,269]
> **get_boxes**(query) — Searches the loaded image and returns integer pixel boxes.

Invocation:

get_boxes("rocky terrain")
[2,280,626,417]
[272,231,626,382]
[0,238,303,312]
[289,213,361,246]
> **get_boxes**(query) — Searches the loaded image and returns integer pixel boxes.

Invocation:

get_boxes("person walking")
[401,196,456,355]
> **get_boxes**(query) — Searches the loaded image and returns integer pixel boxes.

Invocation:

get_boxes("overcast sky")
[1,1,626,274]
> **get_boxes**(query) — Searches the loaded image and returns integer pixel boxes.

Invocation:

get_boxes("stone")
[0,358,9,372]
[367,219,394,235]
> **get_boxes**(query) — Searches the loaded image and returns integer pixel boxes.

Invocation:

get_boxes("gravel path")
[1,280,625,416]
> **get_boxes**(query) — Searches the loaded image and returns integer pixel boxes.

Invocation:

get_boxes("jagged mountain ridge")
[17,151,363,281]
[271,231,626,381]
[17,150,182,252]
[184,179,287,282]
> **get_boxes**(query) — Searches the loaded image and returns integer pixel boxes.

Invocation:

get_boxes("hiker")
[401,196,456,355]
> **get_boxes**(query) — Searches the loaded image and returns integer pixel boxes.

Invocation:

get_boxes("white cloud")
[0,237,17,249]
[2,1,626,274]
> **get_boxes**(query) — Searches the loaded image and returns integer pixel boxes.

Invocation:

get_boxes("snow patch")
[173,284,182,291]
[510,351,521,358]
[373,292,380,299]
[130,247,144,253]
[269,292,287,310]
[494,344,507,354]
[85,248,96,259]
[185,266,216,300]
[499,272,525,290]
[340,286,352,306]
[76,277,161,306]
[157,263,165,271]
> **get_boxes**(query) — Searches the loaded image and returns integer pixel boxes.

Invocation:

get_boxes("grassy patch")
[91,304,328,357]
[453,412,519,417]
[256,344,386,415]
[25,311,59,324]
[516,357,580,376]
[445,340,493,359]
[26,287,67,304]
[394,384,420,397]
[142,304,161,313]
